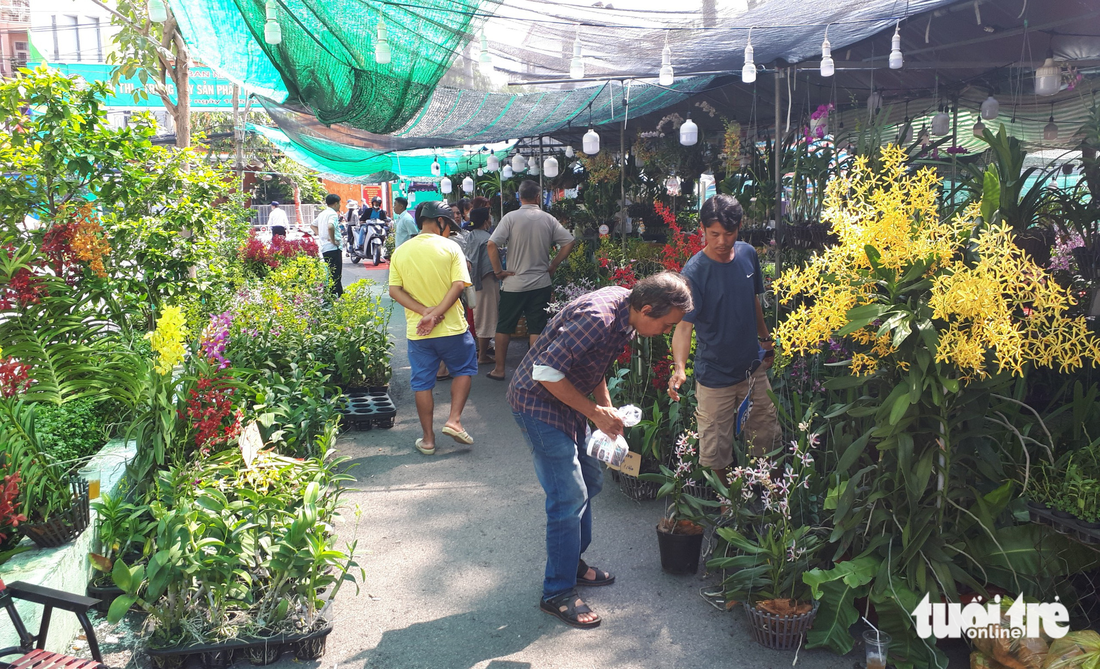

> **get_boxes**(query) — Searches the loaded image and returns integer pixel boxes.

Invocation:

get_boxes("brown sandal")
[540,590,601,629]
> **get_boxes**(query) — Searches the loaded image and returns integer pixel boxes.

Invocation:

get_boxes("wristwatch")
[758,336,774,343]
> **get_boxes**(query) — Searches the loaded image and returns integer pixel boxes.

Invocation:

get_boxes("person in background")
[393,196,417,248]
[343,200,359,256]
[465,207,499,364]
[509,272,693,629]
[487,180,576,381]
[668,194,779,484]
[312,193,343,297]
[456,198,473,229]
[388,201,478,456]
[360,196,388,224]
[268,200,288,237]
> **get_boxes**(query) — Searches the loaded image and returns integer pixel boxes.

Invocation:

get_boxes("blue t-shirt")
[681,243,764,388]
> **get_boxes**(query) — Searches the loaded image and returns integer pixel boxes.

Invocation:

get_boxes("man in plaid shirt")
[508,271,693,629]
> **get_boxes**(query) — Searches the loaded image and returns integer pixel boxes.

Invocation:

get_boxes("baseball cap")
[270,201,280,206]
[418,201,456,224]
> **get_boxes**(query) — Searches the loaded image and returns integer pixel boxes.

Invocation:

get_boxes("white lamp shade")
[980,96,999,120]
[511,153,526,172]
[1034,58,1060,97]
[375,40,391,64]
[742,44,755,84]
[543,156,559,178]
[570,38,584,79]
[820,39,834,77]
[583,128,600,154]
[528,156,538,170]
[931,111,950,136]
[477,167,484,176]
[1044,119,1058,141]
[502,165,513,178]
[679,117,698,146]
[565,146,574,158]
[440,177,452,194]
[487,154,499,172]
[149,0,169,23]
[529,162,540,176]
[867,90,882,116]
[431,159,441,177]
[659,44,674,86]
[462,176,474,193]
[900,122,914,144]
[665,175,681,196]
[888,31,903,69]
[264,20,282,45]
[972,120,986,138]
[479,54,493,75]
[407,191,415,202]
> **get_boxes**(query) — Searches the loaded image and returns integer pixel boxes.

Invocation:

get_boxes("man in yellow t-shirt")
[389,201,478,456]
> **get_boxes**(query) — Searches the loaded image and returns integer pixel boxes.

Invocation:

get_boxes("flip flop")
[441,426,474,445]
[486,373,506,381]
[540,591,601,630]
[415,438,436,455]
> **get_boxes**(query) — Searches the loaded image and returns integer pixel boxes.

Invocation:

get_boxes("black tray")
[337,391,396,431]
[146,622,333,668]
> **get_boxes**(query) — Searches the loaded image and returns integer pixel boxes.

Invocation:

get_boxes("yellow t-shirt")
[389,233,471,340]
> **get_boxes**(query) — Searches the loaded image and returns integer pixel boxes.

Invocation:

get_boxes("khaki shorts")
[696,366,779,469]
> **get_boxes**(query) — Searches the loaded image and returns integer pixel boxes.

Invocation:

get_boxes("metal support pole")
[773,66,784,331]
[621,81,630,253]
[538,136,544,206]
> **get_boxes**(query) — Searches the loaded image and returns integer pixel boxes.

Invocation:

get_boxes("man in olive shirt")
[487,180,576,381]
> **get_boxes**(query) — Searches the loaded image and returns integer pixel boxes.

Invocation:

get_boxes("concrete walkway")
[315,262,861,669]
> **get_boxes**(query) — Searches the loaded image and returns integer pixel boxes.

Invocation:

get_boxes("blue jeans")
[512,411,603,600]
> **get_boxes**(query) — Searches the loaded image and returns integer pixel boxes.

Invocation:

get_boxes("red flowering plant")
[658,201,704,272]
[0,469,27,548]
[240,231,319,278]
[0,244,47,311]
[183,373,244,457]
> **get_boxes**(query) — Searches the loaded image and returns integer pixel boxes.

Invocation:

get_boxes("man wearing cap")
[268,200,288,237]
[388,201,479,455]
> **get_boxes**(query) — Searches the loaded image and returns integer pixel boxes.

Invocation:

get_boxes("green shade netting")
[169,0,497,132]
[250,122,513,182]
[259,76,715,157]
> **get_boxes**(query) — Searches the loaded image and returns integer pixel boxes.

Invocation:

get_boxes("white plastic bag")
[585,405,642,467]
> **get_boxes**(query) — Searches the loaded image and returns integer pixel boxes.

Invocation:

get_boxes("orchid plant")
[640,430,713,533]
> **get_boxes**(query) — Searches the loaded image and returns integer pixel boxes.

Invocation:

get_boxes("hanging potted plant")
[640,431,710,574]
[706,420,827,650]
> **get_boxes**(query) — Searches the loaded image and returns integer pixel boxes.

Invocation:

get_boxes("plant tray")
[618,472,659,502]
[1026,501,1100,545]
[145,622,333,668]
[21,477,90,549]
[337,390,396,431]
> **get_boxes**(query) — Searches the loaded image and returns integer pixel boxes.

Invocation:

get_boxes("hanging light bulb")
[543,155,559,178]
[679,113,698,146]
[478,32,493,75]
[431,157,441,177]
[980,95,999,120]
[149,0,168,23]
[659,32,674,86]
[375,17,391,64]
[866,88,882,117]
[264,1,282,45]
[477,167,484,176]
[570,26,585,79]
[741,28,756,84]
[486,153,499,172]
[820,26,834,78]
[527,156,538,171]
[665,175,681,197]
[931,107,950,136]
[1044,105,1059,140]
[565,145,575,158]
[511,153,526,172]
[462,176,474,193]
[888,21,903,70]
[972,119,986,138]
[1034,57,1060,97]
[529,160,540,176]
[502,165,513,178]
[440,177,452,194]
[407,191,416,203]
[583,128,600,154]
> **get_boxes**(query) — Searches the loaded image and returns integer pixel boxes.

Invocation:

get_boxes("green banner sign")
[31,62,238,110]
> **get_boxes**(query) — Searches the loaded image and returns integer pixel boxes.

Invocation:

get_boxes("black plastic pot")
[1027,500,1052,526]
[1052,509,1077,534]
[87,584,124,614]
[146,621,333,665]
[656,524,704,575]
[21,477,90,549]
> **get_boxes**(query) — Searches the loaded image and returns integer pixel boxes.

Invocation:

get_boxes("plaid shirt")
[508,286,634,444]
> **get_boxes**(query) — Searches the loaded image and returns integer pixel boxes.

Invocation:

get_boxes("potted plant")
[706,421,827,650]
[88,492,154,613]
[0,401,90,548]
[641,430,710,574]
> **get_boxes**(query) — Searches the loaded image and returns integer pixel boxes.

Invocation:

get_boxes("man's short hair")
[630,271,693,318]
[325,193,341,207]
[394,196,408,208]
[699,194,743,233]
[518,180,541,203]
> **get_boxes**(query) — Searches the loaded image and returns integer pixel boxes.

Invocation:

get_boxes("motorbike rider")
[344,201,360,256]
[358,196,389,252]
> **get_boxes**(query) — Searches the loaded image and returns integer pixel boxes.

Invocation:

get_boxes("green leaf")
[981,165,1000,224]
[112,557,132,592]
[107,593,138,624]
[888,392,912,426]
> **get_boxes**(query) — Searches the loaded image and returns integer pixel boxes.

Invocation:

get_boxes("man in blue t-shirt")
[668,194,778,479]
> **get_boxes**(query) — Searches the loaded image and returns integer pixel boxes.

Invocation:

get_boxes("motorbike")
[348,218,388,265]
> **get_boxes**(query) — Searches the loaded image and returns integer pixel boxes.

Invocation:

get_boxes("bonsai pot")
[21,477,90,549]
[656,521,705,575]
[743,599,820,650]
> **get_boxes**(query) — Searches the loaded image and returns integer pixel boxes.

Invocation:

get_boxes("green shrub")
[34,397,121,465]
